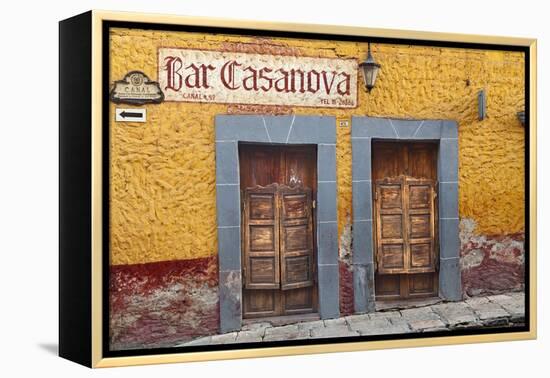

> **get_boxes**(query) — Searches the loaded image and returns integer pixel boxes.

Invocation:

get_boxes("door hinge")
[312,200,316,209]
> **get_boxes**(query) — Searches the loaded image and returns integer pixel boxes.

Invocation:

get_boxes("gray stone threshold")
[242,312,321,327]
[375,296,444,311]
[175,291,525,347]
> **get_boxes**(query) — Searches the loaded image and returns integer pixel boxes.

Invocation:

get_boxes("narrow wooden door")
[242,184,280,290]
[240,144,318,319]
[372,141,439,301]
[279,185,315,291]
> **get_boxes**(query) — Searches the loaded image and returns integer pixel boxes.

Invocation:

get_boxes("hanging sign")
[158,48,358,108]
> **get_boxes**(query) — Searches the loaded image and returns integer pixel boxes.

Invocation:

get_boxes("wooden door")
[240,144,317,319]
[372,141,439,300]
[279,185,314,291]
[242,184,280,290]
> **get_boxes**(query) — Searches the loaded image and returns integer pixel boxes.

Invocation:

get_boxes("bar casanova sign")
[158,48,358,108]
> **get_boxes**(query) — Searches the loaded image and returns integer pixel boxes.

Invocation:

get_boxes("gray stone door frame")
[351,116,462,313]
[215,115,340,333]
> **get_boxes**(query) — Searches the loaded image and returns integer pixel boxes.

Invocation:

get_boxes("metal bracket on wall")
[478,89,487,120]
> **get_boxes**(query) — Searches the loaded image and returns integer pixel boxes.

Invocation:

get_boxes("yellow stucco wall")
[109,28,525,266]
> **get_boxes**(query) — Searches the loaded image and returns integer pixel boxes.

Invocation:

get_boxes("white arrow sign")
[115,108,146,122]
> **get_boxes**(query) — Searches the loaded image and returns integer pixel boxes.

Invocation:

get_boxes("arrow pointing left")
[120,111,143,118]
[115,108,146,123]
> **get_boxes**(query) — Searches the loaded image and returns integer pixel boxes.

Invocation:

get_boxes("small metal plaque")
[110,71,164,105]
[338,118,350,128]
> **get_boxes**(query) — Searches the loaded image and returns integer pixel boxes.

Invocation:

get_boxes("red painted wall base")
[339,260,354,316]
[109,256,219,350]
[461,233,525,297]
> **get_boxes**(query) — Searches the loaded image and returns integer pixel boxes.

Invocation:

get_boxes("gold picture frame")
[59,9,537,368]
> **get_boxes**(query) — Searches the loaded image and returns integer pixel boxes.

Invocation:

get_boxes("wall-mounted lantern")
[359,43,381,93]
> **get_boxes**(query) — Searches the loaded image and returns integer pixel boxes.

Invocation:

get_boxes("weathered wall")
[109,256,219,350]
[460,218,525,297]
[108,27,525,349]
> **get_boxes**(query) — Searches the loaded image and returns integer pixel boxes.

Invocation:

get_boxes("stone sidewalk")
[176,292,525,347]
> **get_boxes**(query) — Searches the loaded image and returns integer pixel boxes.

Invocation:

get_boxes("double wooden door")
[239,144,318,319]
[372,141,439,301]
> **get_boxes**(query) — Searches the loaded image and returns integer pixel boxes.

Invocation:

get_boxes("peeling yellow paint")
[109,28,525,265]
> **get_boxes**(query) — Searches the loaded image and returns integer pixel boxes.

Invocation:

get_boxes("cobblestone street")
[176,292,525,347]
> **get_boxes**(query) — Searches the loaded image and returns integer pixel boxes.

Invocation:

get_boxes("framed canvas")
[59,10,537,368]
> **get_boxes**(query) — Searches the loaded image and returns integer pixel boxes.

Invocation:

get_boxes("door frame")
[351,116,461,313]
[215,115,339,333]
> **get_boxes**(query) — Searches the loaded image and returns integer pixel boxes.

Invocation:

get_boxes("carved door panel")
[406,178,437,274]
[375,176,437,275]
[375,178,407,274]
[279,185,314,291]
[240,144,317,318]
[243,184,280,290]
[372,141,439,301]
